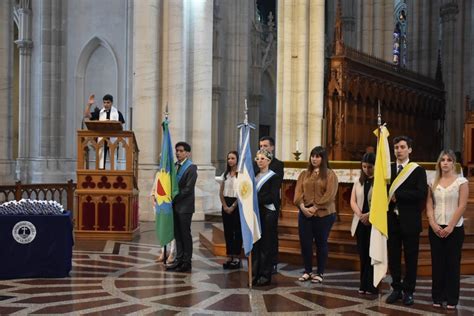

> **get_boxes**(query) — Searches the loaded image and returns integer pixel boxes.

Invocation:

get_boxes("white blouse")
[430,177,468,227]
[222,173,238,198]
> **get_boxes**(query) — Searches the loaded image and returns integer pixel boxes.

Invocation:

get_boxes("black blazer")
[257,173,281,212]
[173,164,198,214]
[388,163,427,234]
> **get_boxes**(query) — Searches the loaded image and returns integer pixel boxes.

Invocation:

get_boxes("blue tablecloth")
[0,211,73,279]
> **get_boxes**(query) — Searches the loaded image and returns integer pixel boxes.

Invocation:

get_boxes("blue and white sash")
[256,170,276,211]
[256,170,276,192]
[177,159,193,182]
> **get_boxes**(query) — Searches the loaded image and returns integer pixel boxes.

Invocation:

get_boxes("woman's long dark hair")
[358,152,376,184]
[223,151,239,180]
[307,146,329,179]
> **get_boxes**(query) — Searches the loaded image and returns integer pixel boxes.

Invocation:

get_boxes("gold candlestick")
[293,150,302,161]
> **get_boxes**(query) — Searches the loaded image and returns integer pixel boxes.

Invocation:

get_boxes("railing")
[0,180,76,212]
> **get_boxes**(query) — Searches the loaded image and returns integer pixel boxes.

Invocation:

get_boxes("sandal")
[311,273,323,283]
[298,272,313,282]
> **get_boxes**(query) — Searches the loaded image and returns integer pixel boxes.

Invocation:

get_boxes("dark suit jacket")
[257,174,281,212]
[173,164,198,214]
[388,163,427,234]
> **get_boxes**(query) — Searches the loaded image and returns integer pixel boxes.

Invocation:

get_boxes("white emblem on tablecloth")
[12,221,37,244]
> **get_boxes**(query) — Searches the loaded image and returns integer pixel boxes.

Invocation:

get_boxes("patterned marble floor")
[1,221,473,315]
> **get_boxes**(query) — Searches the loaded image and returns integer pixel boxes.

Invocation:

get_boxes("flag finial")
[377,100,382,127]
[237,98,256,129]
[164,103,169,121]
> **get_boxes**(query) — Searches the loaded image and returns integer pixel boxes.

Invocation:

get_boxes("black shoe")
[165,260,182,271]
[251,277,258,286]
[228,260,241,270]
[271,264,278,275]
[256,276,271,286]
[402,292,414,306]
[222,259,233,269]
[176,262,192,272]
[366,288,379,295]
[385,290,402,304]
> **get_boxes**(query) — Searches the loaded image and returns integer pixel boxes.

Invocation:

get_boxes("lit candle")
[296,140,299,152]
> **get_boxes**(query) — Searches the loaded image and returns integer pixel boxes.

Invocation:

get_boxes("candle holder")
[293,150,302,161]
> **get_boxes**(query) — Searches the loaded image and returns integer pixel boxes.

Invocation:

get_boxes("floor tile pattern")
[0,222,473,315]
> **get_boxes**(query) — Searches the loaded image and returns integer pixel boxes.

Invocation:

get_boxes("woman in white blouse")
[426,149,468,310]
[219,151,242,269]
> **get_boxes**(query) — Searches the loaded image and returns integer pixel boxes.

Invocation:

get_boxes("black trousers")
[387,214,420,294]
[221,197,242,256]
[355,221,377,292]
[173,212,193,264]
[298,212,336,275]
[252,207,278,282]
[429,225,464,305]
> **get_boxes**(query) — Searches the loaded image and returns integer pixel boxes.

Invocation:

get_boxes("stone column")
[189,0,219,220]
[164,0,187,142]
[14,1,33,181]
[276,0,325,160]
[407,0,440,77]
[440,1,463,151]
[0,1,15,184]
[133,0,161,221]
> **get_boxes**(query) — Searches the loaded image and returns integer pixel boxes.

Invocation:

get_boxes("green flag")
[153,119,179,246]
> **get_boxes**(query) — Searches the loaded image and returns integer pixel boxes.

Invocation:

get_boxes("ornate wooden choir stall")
[75,121,139,240]
[326,6,445,161]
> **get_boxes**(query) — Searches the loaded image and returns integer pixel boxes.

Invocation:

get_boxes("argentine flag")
[236,125,261,256]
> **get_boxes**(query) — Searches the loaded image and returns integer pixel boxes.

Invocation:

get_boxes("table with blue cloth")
[0,211,73,279]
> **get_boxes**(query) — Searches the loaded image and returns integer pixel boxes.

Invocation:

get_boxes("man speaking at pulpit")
[84,94,125,169]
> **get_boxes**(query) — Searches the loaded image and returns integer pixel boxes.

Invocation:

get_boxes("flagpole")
[237,98,256,289]
[248,252,252,289]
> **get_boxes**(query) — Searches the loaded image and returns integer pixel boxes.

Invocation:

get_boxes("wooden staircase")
[200,179,474,276]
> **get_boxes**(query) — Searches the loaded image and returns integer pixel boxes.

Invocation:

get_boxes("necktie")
[397,165,403,175]
[176,163,181,173]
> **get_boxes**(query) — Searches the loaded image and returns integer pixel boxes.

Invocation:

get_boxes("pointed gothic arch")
[74,36,119,129]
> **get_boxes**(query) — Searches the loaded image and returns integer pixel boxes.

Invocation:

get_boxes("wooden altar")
[326,4,445,161]
[75,121,139,240]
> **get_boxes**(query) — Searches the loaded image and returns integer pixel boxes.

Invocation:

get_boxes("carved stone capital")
[440,2,459,23]
[14,39,33,55]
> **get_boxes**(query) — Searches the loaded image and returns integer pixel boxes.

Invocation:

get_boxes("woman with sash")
[350,152,378,294]
[426,149,468,310]
[294,146,338,283]
[252,149,281,286]
[219,151,242,269]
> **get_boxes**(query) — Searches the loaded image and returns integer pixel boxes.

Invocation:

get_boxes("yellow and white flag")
[369,125,391,287]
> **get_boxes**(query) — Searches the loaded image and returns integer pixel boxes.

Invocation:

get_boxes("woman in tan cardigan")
[294,146,338,283]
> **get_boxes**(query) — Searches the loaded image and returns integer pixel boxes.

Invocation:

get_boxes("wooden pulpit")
[75,120,139,240]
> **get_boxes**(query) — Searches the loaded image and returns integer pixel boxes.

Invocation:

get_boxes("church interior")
[1,0,474,314]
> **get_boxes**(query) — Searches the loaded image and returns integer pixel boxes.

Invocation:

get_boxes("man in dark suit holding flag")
[385,136,427,306]
[166,141,198,273]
